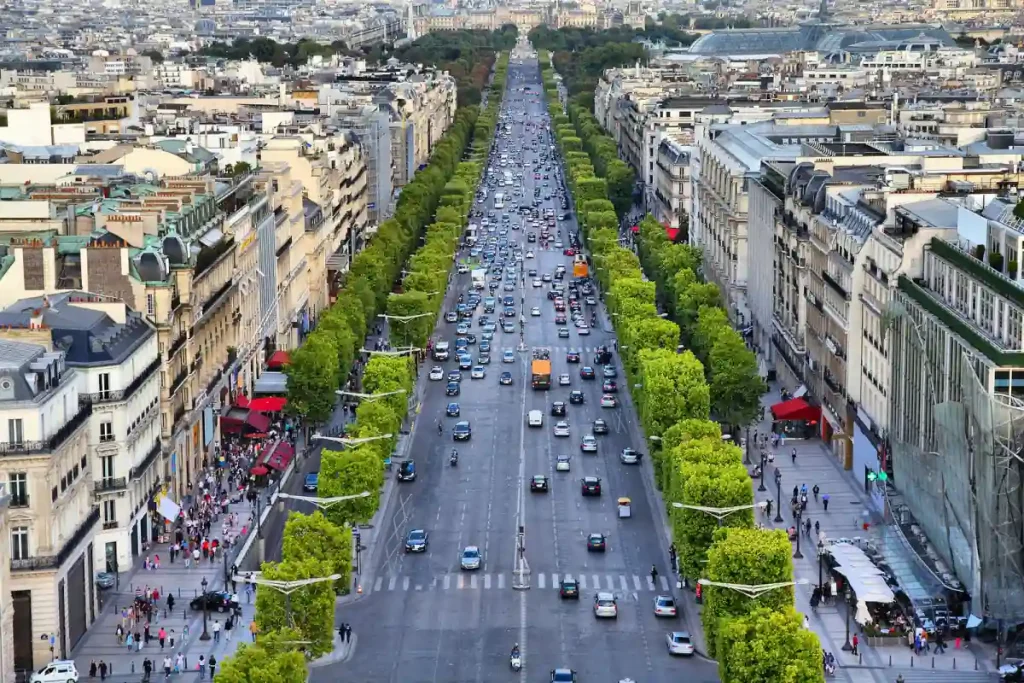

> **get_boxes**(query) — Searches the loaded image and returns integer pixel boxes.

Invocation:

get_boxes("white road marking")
[443,575,451,590]
[592,574,600,590]
[403,576,410,591]
[538,573,546,589]
[458,574,465,590]
[484,573,492,589]
[388,577,397,591]
[579,575,587,589]
[374,576,383,592]
[619,575,628,591]
[646,576,656,591]
[498,573,506,589]
[659,575,670,591]
[471,574,478,589]
[633,575,641,591]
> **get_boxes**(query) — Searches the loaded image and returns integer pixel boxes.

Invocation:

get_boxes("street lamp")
[697,577,809,599]
[757,452,767,492]
[377,312,434,323]
[744,426,751,465]
[312,434,393,447]
[237,575,342,627]
[793,507,804,559]
[335,389,406,402]
[359,347,421,357]
[277,490,371,510]
[817,540,826,590]
[773,469,784,523]
[671,501,767,527]
[199,577,211,641]
[841,586,854,651]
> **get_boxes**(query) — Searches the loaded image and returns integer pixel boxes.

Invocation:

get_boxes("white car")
[666,631,694,656]
[471,366,486,379]
[555,455,571,472]
[458,264,469,273]
[531,306,541,316]
[600,394,617,408]
[578,325,591,335]
[526,250,535,258]
[533,279,543,288]
[619,448,640,465]
[429,366,445,381]
[460,546,482,570]
[581,435,598,452]
[30,661,79,683]
[558,373,571,386]
[553,421,570,437]
[593,592,618,618]
[653,595,677,617]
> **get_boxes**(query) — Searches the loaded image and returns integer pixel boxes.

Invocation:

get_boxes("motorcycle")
[510,651,522,671]
[450,452,458,467]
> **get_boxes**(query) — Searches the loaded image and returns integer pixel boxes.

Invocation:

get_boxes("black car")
[581,476,602,496]
[405,529,429,553]
[453,421,472,440]
[602,380,618,393]
[446,382,460,396]
[446,402,461,417]
[580,366,596,380]
[587,533,607,552]
[559,577,579,599]
[397,460,416,482]
[530,475,549,492]
[190,591,238,612]
[551,401,566,416]
[593,419,609,435]
[566,349,580,363]
[569,390,585,405]
[500,371,513,385]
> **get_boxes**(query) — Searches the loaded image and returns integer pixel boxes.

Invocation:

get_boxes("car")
[453,421,472,441]
[603,365,617,378]
[471,366,486,379]
[530,475,549,492]
[551,401,566,417]
[593,592,617,618]
[554,301,566,313]
[593,418,609,435]
[620,448,642,465]
[477,353,491,365]
[405,529,429,553]
[587,532,606,552]
[569,390,584,405]
[580,366,596,380]
[528,268,538,276]
[445,311,459,323]
[456,323,470,335]
[447,370,462,383]
[190,591,239,612]
[459,356,473,370]
[446,402,461,417]
[555,454,571,472]
[555,312,567,324]
[557,327,570,338]
[554,421,571,437]
[581,435,598,453]
[654,595,678,617]
[559,576,579,599]
[500,371,513,385]
[600,394,617,408]
[558,373,571,386]
[603,380,618,393]
[465,333,477,345]
[532,279,543,288]
[460,545,482,570]
[429,366,444,381]
[578,325,591,335]
[526,250,535,258]
[503,321,516,333]
[565,349,580,363]
[479,339,492,351]
[397,460,416,481]
[446,382,460,396]
[303,472,319,492]
[581,476,602,496]
[29,660,79,683]
[666,631,695,656]
[95,571,116,589]
[551,669,577,683]
[542,273,552,282]
[503,349,516,363]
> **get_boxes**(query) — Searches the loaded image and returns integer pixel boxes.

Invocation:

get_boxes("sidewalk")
[73,486,260,679]
[745,385,996,680]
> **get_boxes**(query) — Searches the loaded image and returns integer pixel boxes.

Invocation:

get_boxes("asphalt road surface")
[311,44,720,683]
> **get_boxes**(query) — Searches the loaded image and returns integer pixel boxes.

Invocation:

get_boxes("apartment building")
[0,339,98,672]
[382,77,457,188]
[0,486,13,683]
[0,294,161,577]
[652,137,692,235]
[931,0,1023,17]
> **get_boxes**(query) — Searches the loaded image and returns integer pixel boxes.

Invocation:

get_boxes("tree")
[605,159,635,217]
[702,528,795,659]
[678,281,723,345]
[318,446,382,526]
[692,305,731,363]
[284,334,339,423]
[281,511,353,594]
[635,349,710,437]
[717,607,825,683]
[142,49,165,64]
[214,628,307,683]
[254,558,336,657]
[386,291,434,348]
[656,419,721,490]
[674,462,753,580]
[709,331,766,429]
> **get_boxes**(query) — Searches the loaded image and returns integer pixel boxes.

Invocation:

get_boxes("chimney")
[30,308,44,329]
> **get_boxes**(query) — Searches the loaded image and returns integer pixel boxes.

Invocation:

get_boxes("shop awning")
[828,542,896,604]
[249,396,287,412]
[266,350,290,369]
[665,227,680,241]
[254,371,287,395]
[262,441,295,472]
[770,397,821,422]
[235,395,250,409]
[220,408,270,434]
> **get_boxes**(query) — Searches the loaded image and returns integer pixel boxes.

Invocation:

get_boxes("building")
[0,485,14,683]
[652,137,692,235]
[0,339,98,671]
[0,294,161,579]
[931,0,1023,17]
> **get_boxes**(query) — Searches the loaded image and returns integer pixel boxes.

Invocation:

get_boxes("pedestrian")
[163,656,172,678]
[126,632,135,652]
[791,447,797,463]
[822,493,830,511]
[338,623,346,641]
[803,614,809,629]
[764,499,773,518]
[158,627,166,650]
[154,554,160,570]
[116,625,124,645]
[345,624,352,642]
[167,594,175,614]
[851,633,859,655]
[89,660,97,678]
[197,655,207,680]
[142,658,152,683]
[175,653,184,674]
[209,655,217,678]
[225,615,234,642]
[812,484,820,502]
[249,619,259,642]
[212,619,221,642]
[98,661,108,681]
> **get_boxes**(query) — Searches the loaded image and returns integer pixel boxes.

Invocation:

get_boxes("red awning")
[235,395,250,409]
[263,442,295,472]
[220,408,271,434]
[770,398,821,422]
[266,350,290,369]
[250,465,269,476]
[631,225,640,233]
[248,396,287,412]
[665,227,680,241]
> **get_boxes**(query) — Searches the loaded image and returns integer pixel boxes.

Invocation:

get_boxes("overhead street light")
[336,389,407,401]
[377,313,433,323]
[671,501,767,526]
[697,577,809,599]
[359,347,421,357]
[237,575,342,627]
[278,490,371,510]
[312,434,394,447]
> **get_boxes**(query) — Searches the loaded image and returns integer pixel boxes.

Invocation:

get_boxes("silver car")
[666,631,694,656]
[460,545,482,570]
[553,421,570,437]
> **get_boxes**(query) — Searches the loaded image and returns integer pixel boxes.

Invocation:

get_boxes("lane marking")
[470,574,478,589]
[444,575,451,591]
[646,576,656,591]
[659,575,670,591]
[606,575,615,591]
[388,577,397,591]
[579,575,587,589]
[484,573,492,589]
[538,573,546,589]
[498,573,506,589]
[458,574,465,590]
[633,575,641,591]
[402,576,410,591]
[619,575,628,591]
[374,576,383,592]
[592,574,600,590]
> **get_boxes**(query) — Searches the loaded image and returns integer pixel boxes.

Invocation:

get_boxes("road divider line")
[444,575,451,590]
[402,576,410,591]
[388,577,397,591]
[374,576,383,592]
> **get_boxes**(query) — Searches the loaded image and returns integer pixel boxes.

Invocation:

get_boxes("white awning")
[254,371,287,395]
[829,542,896,604]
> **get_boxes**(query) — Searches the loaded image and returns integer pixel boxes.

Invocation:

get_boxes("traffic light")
[867,470,888,482]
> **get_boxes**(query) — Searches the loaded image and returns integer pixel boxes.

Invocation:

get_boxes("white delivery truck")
[471,268,487,290]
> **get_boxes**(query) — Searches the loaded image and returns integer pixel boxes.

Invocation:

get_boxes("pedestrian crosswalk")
[370,572,671,594]
[529,346,611,354]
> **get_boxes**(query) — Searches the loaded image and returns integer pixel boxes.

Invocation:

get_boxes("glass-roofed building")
[688,23,955,56]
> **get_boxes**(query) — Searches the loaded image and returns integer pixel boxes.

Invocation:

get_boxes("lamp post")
[841,586,853,651]
[277,490,372,510]
[671,501,767,527]
[744,425,751,465]
[758,452,767,492]
[817,540,826,589]
[312,434,394,448]
[774,469,784,523]
[697,577,809,599]
[793,507,804,559]
[199,577,211,641]
[238,574,341,627]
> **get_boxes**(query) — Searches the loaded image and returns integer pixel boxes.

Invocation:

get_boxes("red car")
[554,301,566,312]
[564,248,576,256]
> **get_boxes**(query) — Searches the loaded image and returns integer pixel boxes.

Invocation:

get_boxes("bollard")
[975,658,979,670]
[953,658,956,669]
[178,588,182,597]
[911,656,914,667]
[858,654,863,665]
[932,657,935,668]
[889,655,892,666]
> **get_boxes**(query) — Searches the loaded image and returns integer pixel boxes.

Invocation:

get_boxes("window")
[101,455,115,479]
[98,373,111,400]
[103,500,116,524]
[7,418,23,446]
[8,473,27,507]
[11,526,28,560]
[100,422,114,443]
[147,293,155,317]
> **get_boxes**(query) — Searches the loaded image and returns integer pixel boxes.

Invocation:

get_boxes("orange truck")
[531,359,551,389]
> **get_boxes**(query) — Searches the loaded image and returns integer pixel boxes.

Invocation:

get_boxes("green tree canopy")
[255,558,336,657]
[318,446,383,526]
[284,334,339,423]
[717,607,825,683]
[281,511,353,594]
[214,628,307,683]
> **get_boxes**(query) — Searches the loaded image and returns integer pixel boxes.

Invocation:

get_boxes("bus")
[494,192,505,210]
[573,253,589,278]
[531,359,551,389]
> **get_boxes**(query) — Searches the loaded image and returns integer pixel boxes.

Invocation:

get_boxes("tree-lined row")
[394,28,517,106]
[217,54,510,683]
[538,54,821,683]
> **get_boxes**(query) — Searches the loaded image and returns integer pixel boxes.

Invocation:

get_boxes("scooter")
[450,452,458,467]
[510,653,522,671]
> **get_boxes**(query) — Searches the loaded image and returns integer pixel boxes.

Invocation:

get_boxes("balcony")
[169,367,189,396]
[10,506,99,572]
[81,358,160,405]
[194,237,235,282]
[276,236,293,258]
[103,521,119,530]
[172,404,186,427]
[130,442,162,481]
[167,333,187,359]
[94,477,127,494]
[822,270,850,300]
[0,402,92,456]
[195,279,236,328]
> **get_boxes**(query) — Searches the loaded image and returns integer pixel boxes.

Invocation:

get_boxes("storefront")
[769,397,821,440]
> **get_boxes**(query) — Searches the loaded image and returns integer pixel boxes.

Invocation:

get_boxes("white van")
[528,410,543,427]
